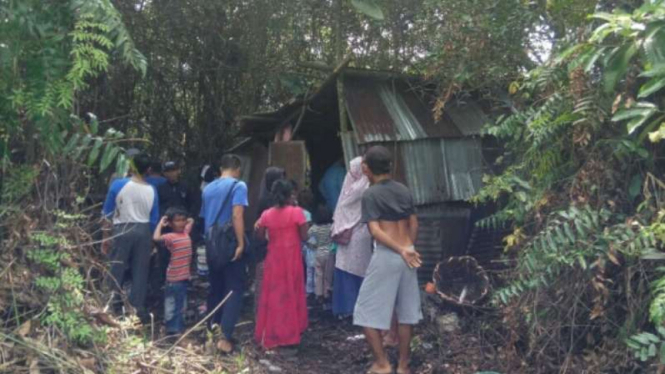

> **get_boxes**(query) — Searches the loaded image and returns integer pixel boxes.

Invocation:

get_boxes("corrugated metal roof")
[343,77,485,144]
[401,138,484,205]
[445,100,489,136]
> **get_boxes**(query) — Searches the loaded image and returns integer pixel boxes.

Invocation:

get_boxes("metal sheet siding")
[401,138,483,205]
[415,204,472,284]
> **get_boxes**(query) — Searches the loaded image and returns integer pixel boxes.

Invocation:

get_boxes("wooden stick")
[158,291,233,359]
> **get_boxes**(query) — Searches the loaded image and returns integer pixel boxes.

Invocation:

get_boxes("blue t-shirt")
[146,176,167,188]
[200,177,249,233]
[319,162,346,212]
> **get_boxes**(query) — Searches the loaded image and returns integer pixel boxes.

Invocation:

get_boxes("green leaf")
[604,43,638,93]
[613,103,659,134]
[88,113,99,135]
[644,24,665,65]
[63,134,80,155]
[115,153,128,176]
[629,174,643,199]
[87,138,103,166]
[660,343,665,364]
[350,0,384,20]
[100,143,120,172]
[638,77,665,98]
[641,63,665,78]
[583,46,608,72]
[649,343,657,357]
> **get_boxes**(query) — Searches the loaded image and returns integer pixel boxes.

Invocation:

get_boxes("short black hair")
[165,206,189,220]
[271,179,294,207]
[363,146,392,175]
[313,204,332,224]
[133,153,152,176]
[221,154,242,171]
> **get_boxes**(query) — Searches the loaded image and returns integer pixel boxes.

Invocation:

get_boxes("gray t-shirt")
[361,179,415,223]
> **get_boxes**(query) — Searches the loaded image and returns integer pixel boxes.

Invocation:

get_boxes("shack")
[233,66,497,283]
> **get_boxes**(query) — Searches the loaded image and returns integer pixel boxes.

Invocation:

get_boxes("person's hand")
[159,216,169,227]
[186,218,194,225]
[231,245,244,262]
[254,220,261,231]
[400,246,422,269]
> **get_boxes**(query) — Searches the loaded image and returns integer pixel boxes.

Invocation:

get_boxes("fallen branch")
[158,290,233,359]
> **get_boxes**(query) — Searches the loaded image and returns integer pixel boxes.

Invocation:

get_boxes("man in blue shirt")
[102,153,159,323]
[200,154,248,353]
[319,159,346,212]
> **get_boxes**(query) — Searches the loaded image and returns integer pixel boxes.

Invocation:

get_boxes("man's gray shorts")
[353,244,422,330]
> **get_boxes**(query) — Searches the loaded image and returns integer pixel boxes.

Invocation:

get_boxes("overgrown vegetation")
[472,1,665,371]
[2,0,665,372]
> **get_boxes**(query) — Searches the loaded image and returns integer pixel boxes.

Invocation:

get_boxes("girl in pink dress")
[254,179,309,349]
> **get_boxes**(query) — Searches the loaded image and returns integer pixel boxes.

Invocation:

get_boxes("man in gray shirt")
[353,145,423,374]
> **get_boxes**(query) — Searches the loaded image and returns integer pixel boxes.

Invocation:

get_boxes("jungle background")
[1,0,665,373]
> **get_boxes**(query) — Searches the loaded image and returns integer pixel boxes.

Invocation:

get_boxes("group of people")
[102,145,423,374]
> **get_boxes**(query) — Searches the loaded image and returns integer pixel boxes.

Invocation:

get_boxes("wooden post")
[334,0,349,134]
[337,75,348,133]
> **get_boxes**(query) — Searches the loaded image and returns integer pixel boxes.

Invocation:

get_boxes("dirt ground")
[148,271,508,374]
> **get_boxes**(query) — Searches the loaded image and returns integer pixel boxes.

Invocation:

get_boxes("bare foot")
[396,363,411,374]
[368,362,393,374]
[216,339,233,354]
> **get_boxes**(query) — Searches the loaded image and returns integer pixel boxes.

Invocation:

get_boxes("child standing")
[308,205,335,308]
[153,207,194,336]
[297,189,316,295]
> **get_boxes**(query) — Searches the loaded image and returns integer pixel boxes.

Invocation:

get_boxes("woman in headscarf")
[331,157,372,317]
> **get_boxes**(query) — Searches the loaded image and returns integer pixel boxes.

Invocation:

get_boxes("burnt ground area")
[143,270,508,374]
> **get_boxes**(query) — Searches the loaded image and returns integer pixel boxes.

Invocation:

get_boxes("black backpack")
[205,180,247,270]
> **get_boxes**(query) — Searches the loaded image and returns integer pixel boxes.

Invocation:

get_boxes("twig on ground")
[158,291,233,359]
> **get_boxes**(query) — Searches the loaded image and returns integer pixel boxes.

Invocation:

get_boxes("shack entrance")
[234,68,500,283]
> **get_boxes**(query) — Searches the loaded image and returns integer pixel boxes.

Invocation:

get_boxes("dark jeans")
[107,223,152,320]
[208,255,247,340]
[164,281,188,334]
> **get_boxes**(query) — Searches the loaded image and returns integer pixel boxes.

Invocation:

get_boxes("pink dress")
[255,206,308,349]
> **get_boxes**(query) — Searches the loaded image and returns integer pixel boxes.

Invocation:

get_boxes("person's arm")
[101,179,123,255]
[299,223,309,242]
[231,183,249,261]
[408,214,418,244]
[367,221,421,269]
[185,217,194,235]
[153,216,169,241]
[231,205,245,261]
[149,187,160,232]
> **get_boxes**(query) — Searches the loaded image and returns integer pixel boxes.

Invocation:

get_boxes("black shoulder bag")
[205,181,245,270]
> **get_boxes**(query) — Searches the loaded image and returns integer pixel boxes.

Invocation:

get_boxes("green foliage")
[0,0,146,161]
[495,206,656,304]
[649,267,665,326]
[626,328,665,363]
[27,226,104,346]
[1,165,39,204]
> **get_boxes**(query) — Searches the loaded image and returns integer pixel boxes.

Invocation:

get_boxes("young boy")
[353,146,423,374]
[308,205,335,308]
[153,207,194,336]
